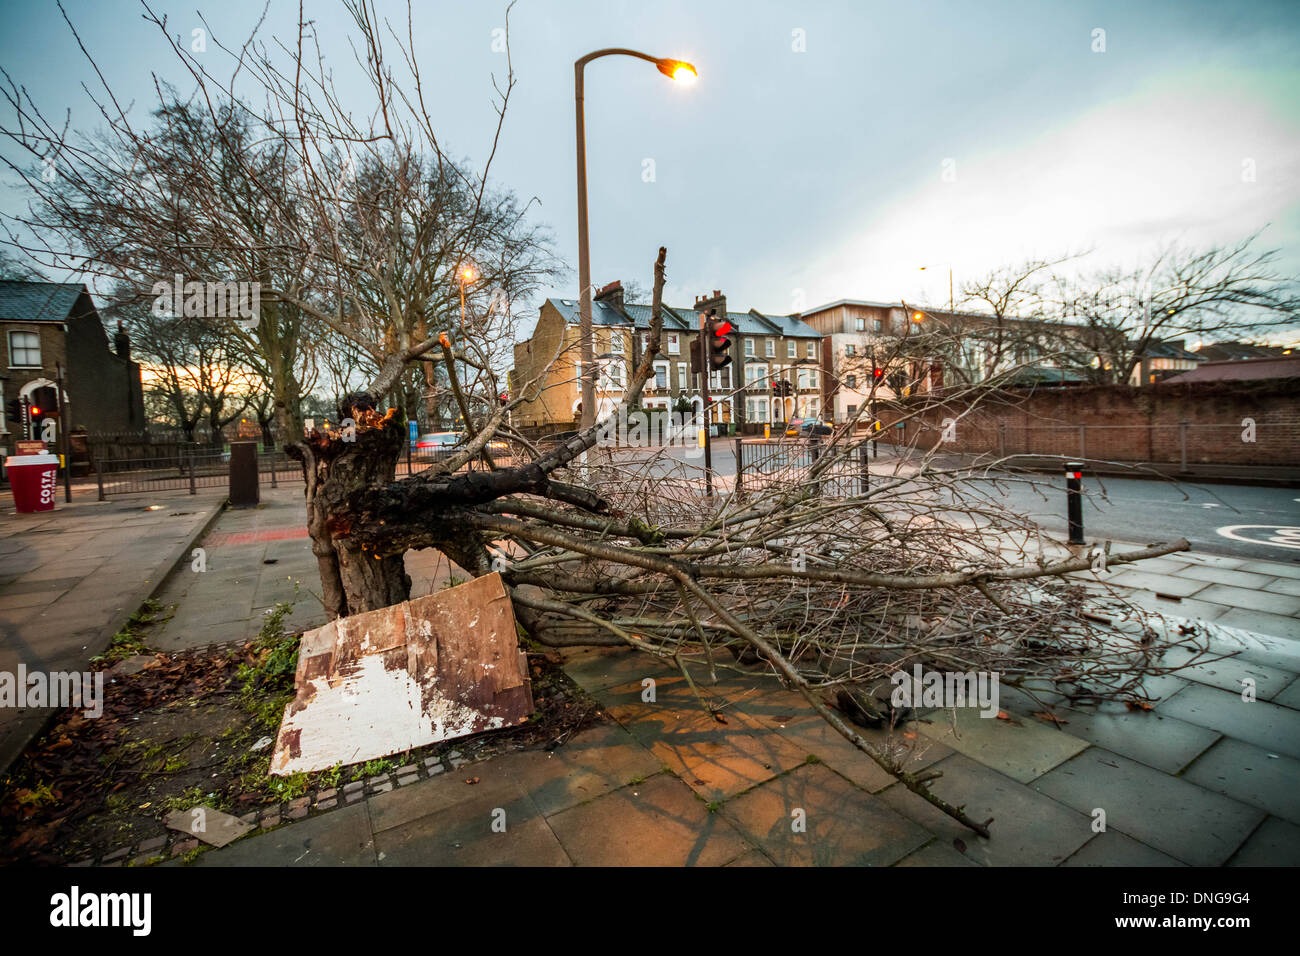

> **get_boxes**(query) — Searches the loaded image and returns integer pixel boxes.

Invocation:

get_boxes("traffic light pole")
[698,319,714,498]
[56,363,71,502]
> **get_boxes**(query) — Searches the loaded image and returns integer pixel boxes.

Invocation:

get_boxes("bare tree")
[1052,233,1299,384]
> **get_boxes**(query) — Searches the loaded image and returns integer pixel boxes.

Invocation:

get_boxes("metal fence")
[735,438,871,498]
[91,444,522,497]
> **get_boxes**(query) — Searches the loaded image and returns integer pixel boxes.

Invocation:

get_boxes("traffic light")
[706,309,733,371]
[4,399,20,426]
[498,391,509,406]
[872,367,884,382]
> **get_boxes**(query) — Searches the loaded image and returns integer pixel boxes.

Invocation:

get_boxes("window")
[855,317,866,332]
[847,404,858,418]
[744,338,755,357]
[765,339,775,358]
[653,362,669,390]
[610,331,624,353]
[711,367,731,391]
[677,362,688,391]
[746,397,770,423]
[666,333,680,355]
[806,341,816,359]
[745,363,769,385]
[8,331,40,368]
[846,374,857,388]
[600,359,626,391]
[845,344,856,357]
[872,319,883,333]
[798,368,819,389]
[787,340,796,358]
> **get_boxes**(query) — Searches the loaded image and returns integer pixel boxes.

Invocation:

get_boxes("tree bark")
[293,400,412,618]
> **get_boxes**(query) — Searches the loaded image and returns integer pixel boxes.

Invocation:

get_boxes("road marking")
[1216,525,1300,551]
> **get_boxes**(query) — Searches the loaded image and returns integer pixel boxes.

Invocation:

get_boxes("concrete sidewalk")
[0,491,226,773]
[150,522,1300,867]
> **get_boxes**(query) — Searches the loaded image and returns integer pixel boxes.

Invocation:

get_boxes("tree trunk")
[295,404,412,618]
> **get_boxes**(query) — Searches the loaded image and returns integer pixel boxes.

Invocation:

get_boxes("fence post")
[809,438,821,498]
[96,461,105,502]
[1065,461,1085,545]
[1179,421,1188,472]
[734,437,744,496]
[188,448,197,495]
[859,442,870,495]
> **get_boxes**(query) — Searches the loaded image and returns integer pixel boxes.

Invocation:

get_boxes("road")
[972,474,1300,563]
[609,443,1300,563]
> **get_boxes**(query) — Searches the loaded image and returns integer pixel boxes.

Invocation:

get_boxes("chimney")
[693,289,727,326]
[594,280,624,313]
[114,321,131,361]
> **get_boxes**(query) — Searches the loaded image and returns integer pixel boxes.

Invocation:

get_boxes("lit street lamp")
[575,49,696,432]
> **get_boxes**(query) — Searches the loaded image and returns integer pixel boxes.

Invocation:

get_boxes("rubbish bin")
[6,453,59,513]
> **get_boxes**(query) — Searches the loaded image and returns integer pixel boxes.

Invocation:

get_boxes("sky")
[1,0,1298,338]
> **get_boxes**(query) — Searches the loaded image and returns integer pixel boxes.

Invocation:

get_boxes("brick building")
[797,298,1092,424]
[0,281,145,454]
[510,283,822,432]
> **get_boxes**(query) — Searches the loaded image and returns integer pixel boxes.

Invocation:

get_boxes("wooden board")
[269,572,533,775]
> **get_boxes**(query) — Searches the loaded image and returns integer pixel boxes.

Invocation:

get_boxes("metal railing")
[735,437,871,499]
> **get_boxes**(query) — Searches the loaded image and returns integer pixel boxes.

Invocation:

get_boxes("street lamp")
[919,265,954,312]
[457,264,479,422]
[575,48,697,432]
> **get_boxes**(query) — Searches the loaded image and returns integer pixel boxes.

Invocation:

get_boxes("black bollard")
[1065,460,1084,545]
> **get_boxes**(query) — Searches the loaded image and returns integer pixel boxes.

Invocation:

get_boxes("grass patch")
[92,598,167,665]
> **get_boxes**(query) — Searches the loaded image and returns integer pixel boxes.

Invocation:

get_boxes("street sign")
[15,440,46,455]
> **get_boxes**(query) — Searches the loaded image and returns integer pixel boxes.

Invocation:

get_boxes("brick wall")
[872,380,1300,467]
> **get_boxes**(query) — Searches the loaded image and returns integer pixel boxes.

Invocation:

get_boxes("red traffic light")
[712,319,732,338]
[872,368,884,380]
[30,406,40,416]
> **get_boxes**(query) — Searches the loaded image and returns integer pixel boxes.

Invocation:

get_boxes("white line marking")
[1216,525,1300,550]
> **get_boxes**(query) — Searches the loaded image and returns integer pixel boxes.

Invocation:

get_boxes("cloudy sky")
[2,0,1297,330]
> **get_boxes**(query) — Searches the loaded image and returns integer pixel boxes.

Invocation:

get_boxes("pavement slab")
[721,762,931,866]
[877,752,1095,866]
[191,802,377,866]
[545,773,754,866]
[1157,683,1300,760]
[1062,831,1186,867]
[1226,817,1300,866]
[914,705,1090,783]
[1032,747,1265,866]
[1180,738,1300,826]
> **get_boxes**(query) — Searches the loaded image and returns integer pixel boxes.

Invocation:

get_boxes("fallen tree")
[294,246,1196,837]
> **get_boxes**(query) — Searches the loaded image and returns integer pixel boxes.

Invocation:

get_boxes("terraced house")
[510,282,823,433]
[0,280,145,454]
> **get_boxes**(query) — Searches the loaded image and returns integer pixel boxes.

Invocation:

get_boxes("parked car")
[415,431,510,454]
[784,418,832,437]
[415,431,463,450]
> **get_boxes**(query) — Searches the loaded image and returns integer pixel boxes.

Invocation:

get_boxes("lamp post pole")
[575,49,696,433]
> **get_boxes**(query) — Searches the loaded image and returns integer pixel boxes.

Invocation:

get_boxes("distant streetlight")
[575,49,697,431]
[919,265,954,312]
